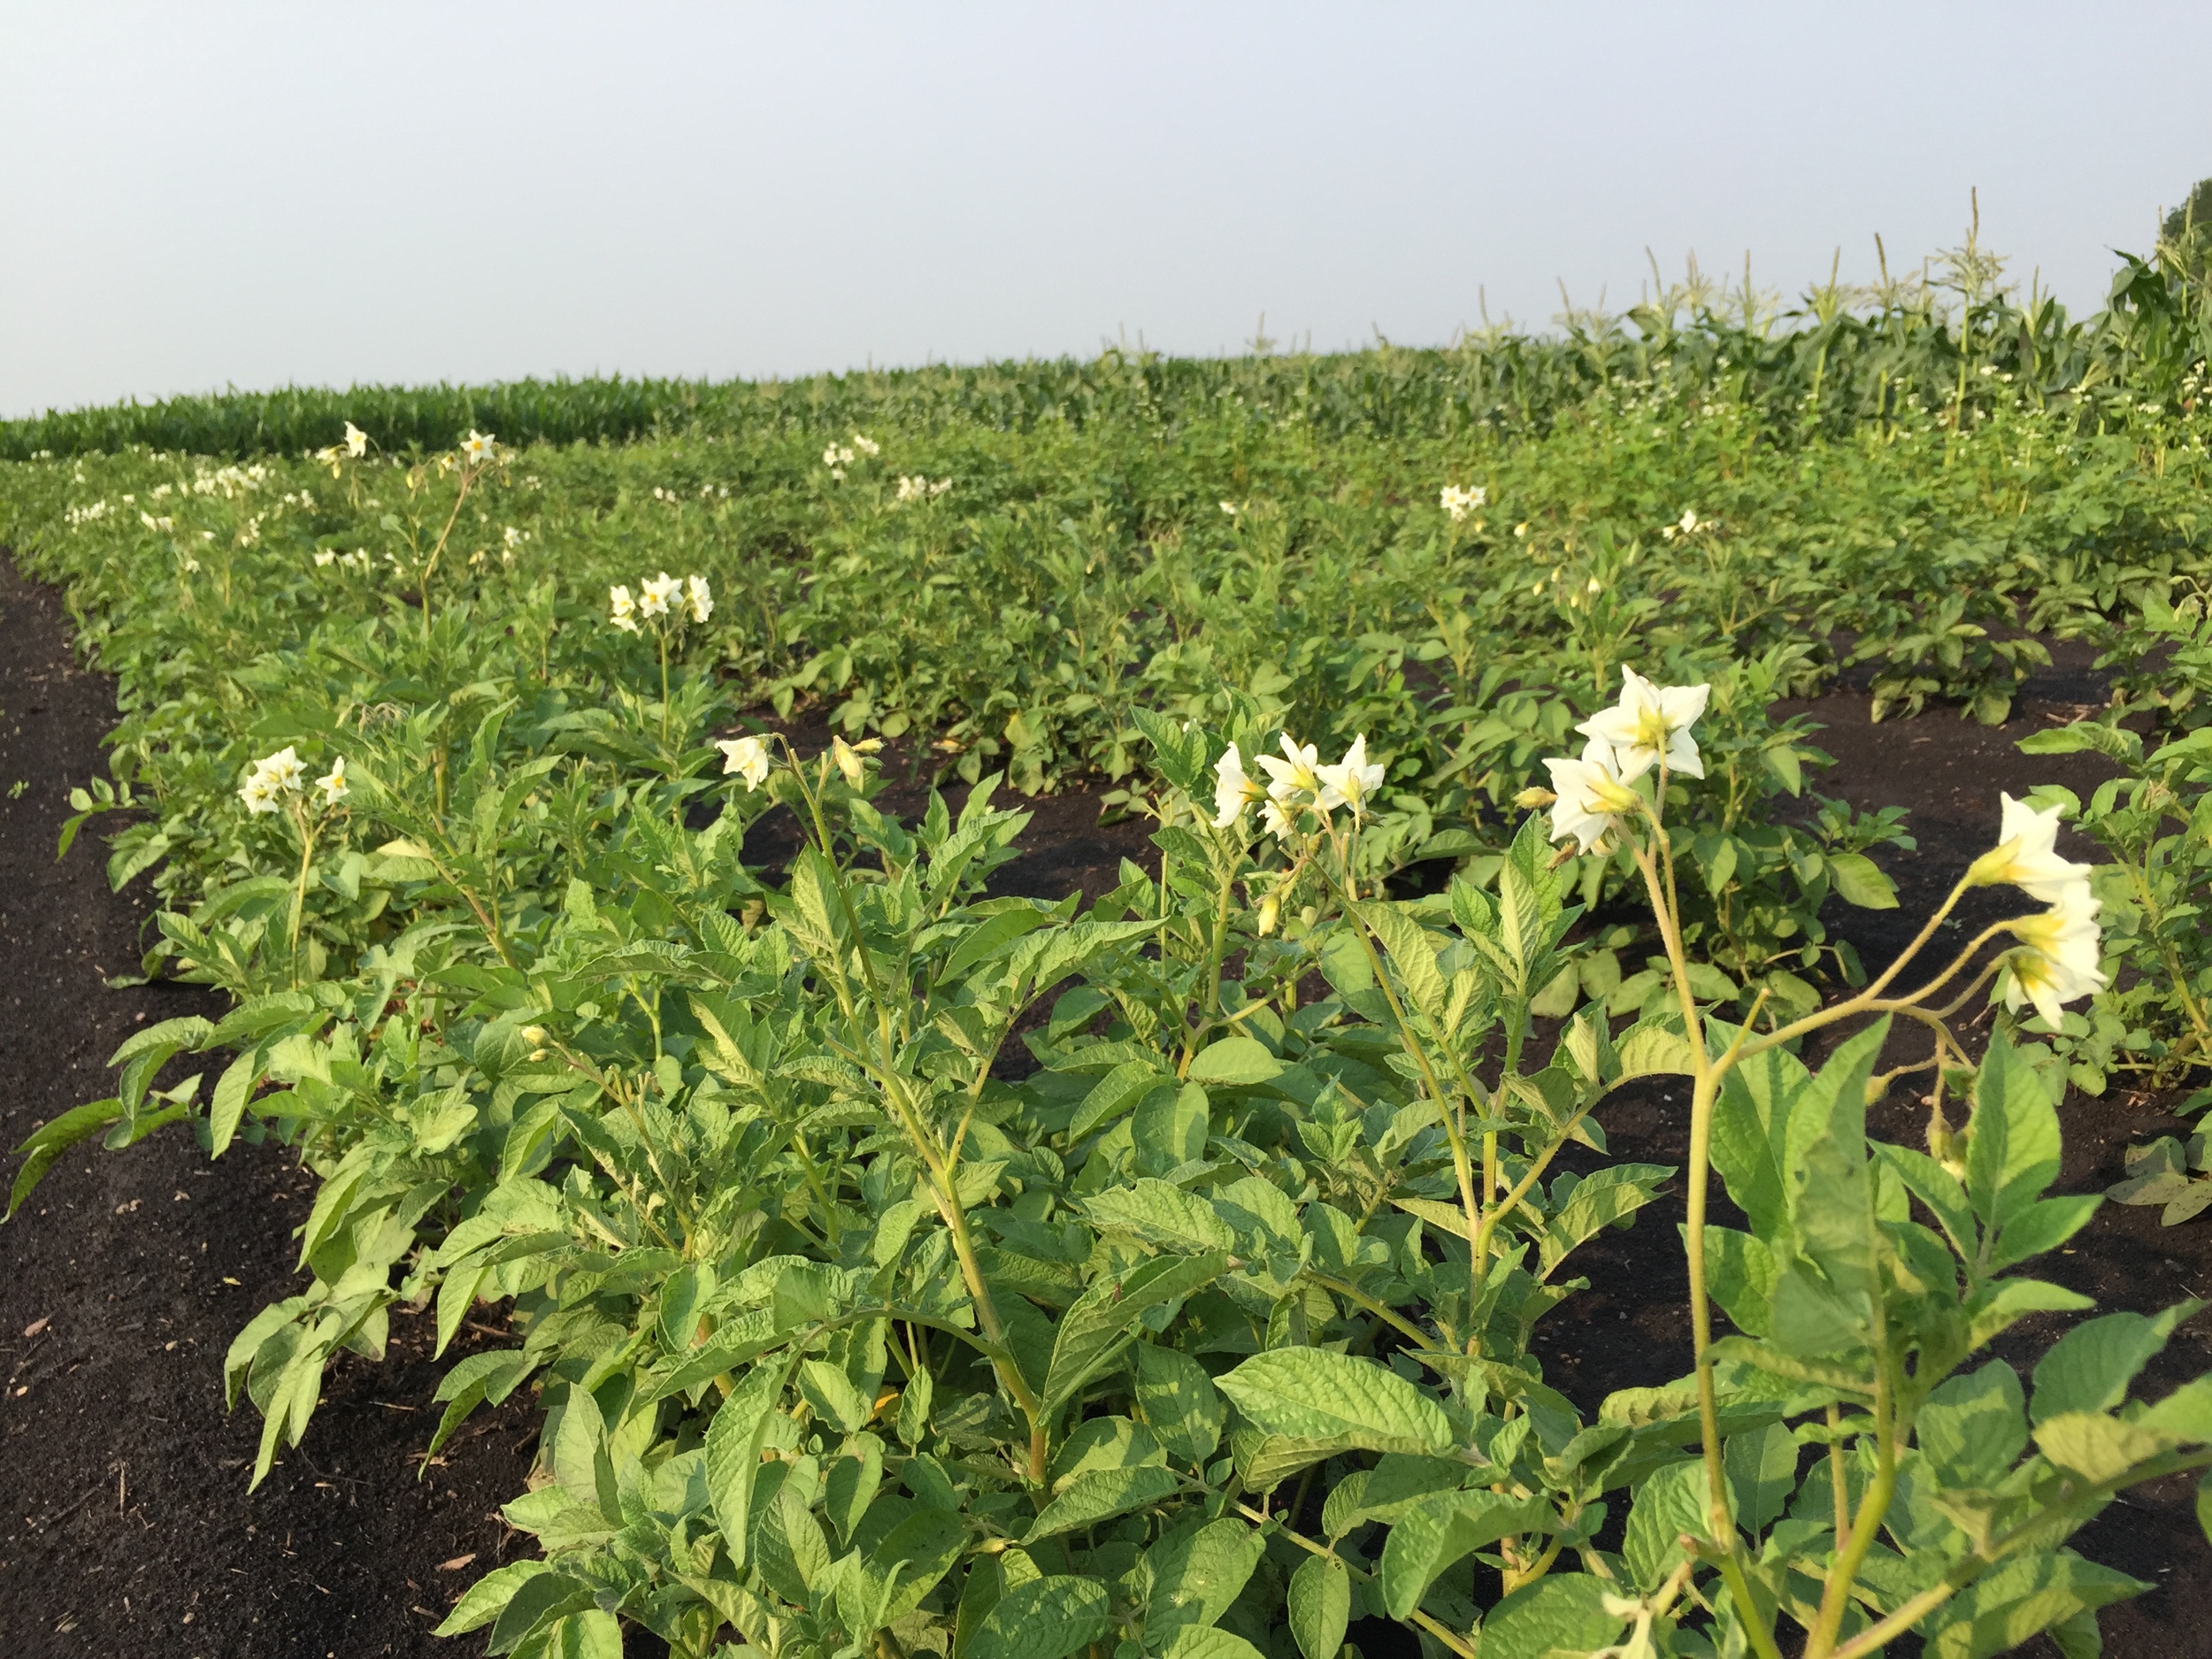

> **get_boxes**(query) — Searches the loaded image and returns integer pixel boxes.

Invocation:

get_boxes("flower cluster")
[1440,483,1487,522]
[821,434,879,481]
[1537,666,1710,854]
[238,746,347,816]
[1659,508,1706,541]
[1213,733,1385,838]
[893,475,953,505]
[1970,794,2108,1027]
[312,548,374,572]
[610,571,711,633]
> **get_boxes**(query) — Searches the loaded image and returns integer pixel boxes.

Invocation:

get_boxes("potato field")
[6,227,2212,1659]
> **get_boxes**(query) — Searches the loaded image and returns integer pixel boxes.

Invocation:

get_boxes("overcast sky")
[4,2,2209,419]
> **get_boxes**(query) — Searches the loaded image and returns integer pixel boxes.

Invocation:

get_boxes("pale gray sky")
[4,2,2208,419]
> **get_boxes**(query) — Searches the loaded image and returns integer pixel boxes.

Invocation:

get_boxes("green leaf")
[2032,1303,2202,1424]
[1475,1573,1627,1659]
[1321,1454,1469,1537]
[966,1574,1110,1659]
[1136,1344,1225,1463]
[432,1560,557,1636]
[1145,1518,1264,1643]
[539,1609,623,1659]
[1968,1032,2062,1240]
[1356,901,1448,1021]
[2033,1412,2179,1483]
[1724,1423,1798,1536]
[552,1385,620,1524]
[1286,1554,1350,1659]
[1923,1549,2148,1659]
[1827,851,1899,909]
[706,1365,784,1568]
[865,1508,965,1625]
[1187,1036,1284,1087]
[1162,1628,1266,1659]
[1086,1179,1237,1253]
[1918,1362,2028,1486]
[1622,1458,1709,1592]
[1133,1081,1211,1171]
[1216,1348,1454,1455]
[6,1098,123,1221]
[1044,1252,1226,1413]
[1379,1487,1552,1617]
[1025,1464,1180,1542]
[208,1047,263,1158]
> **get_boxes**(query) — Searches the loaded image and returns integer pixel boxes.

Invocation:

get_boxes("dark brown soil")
[4,571,2209,1657]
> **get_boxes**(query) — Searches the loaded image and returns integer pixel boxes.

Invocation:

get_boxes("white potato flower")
[1576,665,1709,782]
[256,746,306,795]
[314,549,337,567]
[822,443,841,467]
[717,735,770,790]
[2000,883,2107,1028]
[851,434,880,457]
[609,584,639,633]
[640,571,680,618]
[316,756,349,807]
[1439,484,1487,522]
[1317,734,1385,818]
[1968,793,2093,902]
[1211,742,1266,828]
[343,421,368,457]
[686,573,713,623]
[1261,797,1299,842]
[238,774,280,815]
[1256,733,1339,811]
[1541,737,1641,854]
[461,430,496,465]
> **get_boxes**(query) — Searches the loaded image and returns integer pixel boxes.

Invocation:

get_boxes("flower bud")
[520,1025,549,1047]
[1256,893,1280,936]
[1513,786,1556,810]
[831,736,866,789]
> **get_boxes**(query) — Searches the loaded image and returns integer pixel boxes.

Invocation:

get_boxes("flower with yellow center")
[717,735,770,790]
[1966,793,2093,902]
[460,430,496,465]
[608,585,639,633]
[315,756,349,807]
[1999,882,2107,1028]
[343,421,368,458]
[1541,737,1641,854]
[1576,665,1709,781]
[640,572,680,618]
[1256,733,1340,811]
[1211,742,1266,828]
[1316,734,1385,819]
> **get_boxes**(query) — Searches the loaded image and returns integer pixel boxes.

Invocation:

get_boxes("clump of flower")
[608,571,710,635]
[893,475,954,505]
[1969,792,2109,1029]
[1440,483,1487,522]
[1659,508,1706,541]
[239,746,348,818]
[1215,733,1386,841]
[821,434,879,482]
